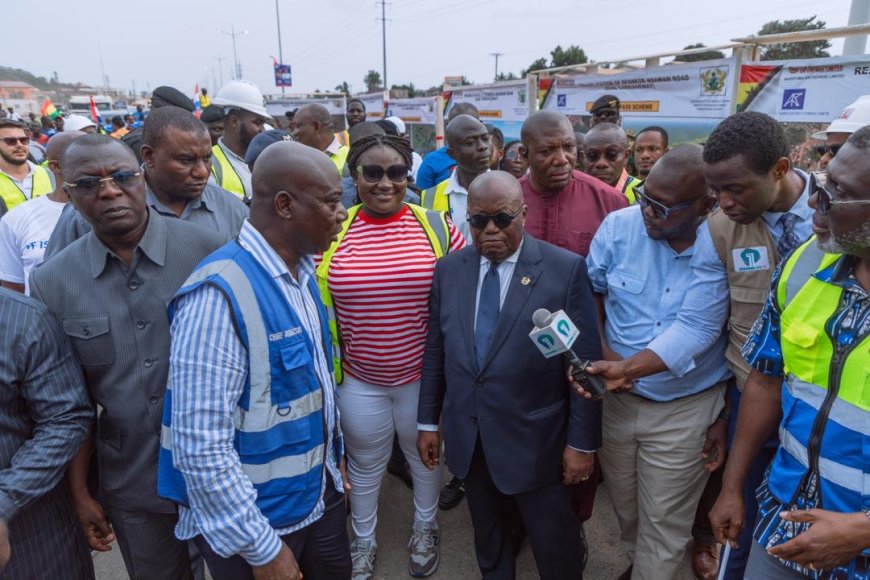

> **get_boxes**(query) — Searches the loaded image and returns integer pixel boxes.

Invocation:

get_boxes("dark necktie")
[776,212,802,259]
[475,261,501,367]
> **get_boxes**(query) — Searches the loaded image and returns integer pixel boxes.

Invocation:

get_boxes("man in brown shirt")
[519,110,627,257]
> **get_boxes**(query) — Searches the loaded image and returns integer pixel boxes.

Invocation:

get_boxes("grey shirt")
[30,209,225,513]
[43,180,248,260]
[0,288,92,521]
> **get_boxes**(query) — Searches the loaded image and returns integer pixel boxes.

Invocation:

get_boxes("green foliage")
[364,70,382,92]
[390,82,417,97]
[674,43,727,62]
[496,71,518,81]
[757,16,831,60]
[334,81,350,94]
[522,44,588,77]
[0,66,55,90]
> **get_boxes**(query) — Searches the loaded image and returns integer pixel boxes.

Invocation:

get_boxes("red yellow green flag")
[40,98,59,119]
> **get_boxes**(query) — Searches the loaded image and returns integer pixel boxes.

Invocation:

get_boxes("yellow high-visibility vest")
[0,165,54,213]
[210,145,245,199]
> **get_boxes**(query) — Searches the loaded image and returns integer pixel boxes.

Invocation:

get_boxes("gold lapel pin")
[521,276,531,286]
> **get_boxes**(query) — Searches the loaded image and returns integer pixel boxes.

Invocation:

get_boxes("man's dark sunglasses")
[467,206,524,230]
[63,171,141,196]
[1,137,29,146]
[814,143,842,158]
[812,173,870,216]
[584,148,623,163]
[358,164,409,183]
[635,183,708,220]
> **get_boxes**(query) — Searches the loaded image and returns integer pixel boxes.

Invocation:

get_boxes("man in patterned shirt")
[709,126,870,578]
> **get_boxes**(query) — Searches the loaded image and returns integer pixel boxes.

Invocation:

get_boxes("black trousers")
[464,439,585,580]
[194,483,351,580]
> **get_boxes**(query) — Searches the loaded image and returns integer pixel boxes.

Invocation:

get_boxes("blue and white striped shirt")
[170,220,343,566]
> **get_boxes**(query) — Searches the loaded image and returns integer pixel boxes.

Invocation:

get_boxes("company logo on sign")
[731,246,770,272]
[700,66,728,95]
[557,94,567,107]
[782,89,806,110]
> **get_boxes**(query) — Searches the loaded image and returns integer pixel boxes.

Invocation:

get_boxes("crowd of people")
[0,76,867,580]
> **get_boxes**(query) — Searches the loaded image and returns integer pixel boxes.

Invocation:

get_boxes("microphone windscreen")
[532,308,552,329]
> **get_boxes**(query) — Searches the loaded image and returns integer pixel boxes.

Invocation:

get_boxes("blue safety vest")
[158,241,335,528]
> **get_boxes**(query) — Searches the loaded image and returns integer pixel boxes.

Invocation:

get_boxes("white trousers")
[337,375,442,541]
[599,384,725,580]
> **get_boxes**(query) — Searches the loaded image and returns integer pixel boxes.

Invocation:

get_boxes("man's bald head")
[295,103,333,126]
[447,102,479,122]
[468,170,524,206]
[446,115,487,147]
[250,140,347,256]
[46,130,86,162]
[520,110,573,145]
[585,122,628,147]
[252,140,338,201]
[646,143,706,202]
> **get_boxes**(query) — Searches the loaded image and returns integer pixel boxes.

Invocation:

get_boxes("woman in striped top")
[318,134,464,579]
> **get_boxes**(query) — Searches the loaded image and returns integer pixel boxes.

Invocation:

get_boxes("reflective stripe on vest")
[0,165,55,213]
[623,177,639,205]
[210,145,246,199]
[421,179,451,211]
[766,236,869,513]
[315,203,450,384]
[158,242,331,527]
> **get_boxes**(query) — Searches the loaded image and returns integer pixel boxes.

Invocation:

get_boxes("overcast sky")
[2,0,858,97]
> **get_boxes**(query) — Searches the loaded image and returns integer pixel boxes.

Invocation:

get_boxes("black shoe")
[438,476,465,510]
[387,460,413,489]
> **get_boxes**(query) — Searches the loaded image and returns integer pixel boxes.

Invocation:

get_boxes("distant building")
[0,81,38,100]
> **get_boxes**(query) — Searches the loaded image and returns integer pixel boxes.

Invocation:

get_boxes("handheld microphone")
[529,308,606,398]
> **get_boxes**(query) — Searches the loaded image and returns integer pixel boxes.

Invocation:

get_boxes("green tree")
[390,82,417,97]
[496,71,518,81]
[364,70,382,92]
[674,43,727,62]
[550,44,588,68]
[522,58,549,78]
[757,16,831,60]
[334,81,350,94]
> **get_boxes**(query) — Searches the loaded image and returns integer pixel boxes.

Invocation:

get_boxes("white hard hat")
[211,80,269,118]
[64,114,97,132]
[812,95,870,140]
[385,116,406,135]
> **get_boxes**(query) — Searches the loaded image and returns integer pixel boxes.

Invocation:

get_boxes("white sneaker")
[350,537,376,580]
[408,520,440,577]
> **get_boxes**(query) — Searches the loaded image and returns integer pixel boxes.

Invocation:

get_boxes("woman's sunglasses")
[357,164,409,183]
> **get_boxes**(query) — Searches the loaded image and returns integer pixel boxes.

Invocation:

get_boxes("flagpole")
[275,0,285,97]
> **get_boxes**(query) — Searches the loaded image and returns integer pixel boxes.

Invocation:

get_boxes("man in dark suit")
[417,170,602,579]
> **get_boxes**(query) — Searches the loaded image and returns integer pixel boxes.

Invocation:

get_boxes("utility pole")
[844,0,870,54]
[275,0,286,96]
[213,55,226,87]
[379,0,388,92]
[221,26,248,79]
[490,52,503,82]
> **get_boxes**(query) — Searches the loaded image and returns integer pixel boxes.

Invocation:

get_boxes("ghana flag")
[40,98,60,119]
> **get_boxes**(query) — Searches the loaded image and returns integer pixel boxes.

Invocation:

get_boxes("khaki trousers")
[599,384,725,580]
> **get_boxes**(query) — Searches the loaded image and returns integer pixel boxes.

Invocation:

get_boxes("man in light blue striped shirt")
[163,142,351,579]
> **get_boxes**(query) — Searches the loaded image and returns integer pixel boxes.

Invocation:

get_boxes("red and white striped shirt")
[325,205,465,386]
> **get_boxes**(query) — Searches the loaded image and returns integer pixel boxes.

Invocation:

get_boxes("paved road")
[94,474,697,579]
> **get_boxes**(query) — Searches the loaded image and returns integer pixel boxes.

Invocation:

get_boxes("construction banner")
[447,82,529,122]
[737,55,870,122]
[388,97,437,125]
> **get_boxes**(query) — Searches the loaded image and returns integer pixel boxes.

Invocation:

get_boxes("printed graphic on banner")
[274,64,292,87]
[388,97,437,125]
[358,92,386,119]
[543,59,733,119]
[737,55,870,122]
[265,96,347,117]
[448,82,528,122]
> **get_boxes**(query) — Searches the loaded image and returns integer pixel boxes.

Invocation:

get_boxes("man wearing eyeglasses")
[418,170,601,579]
[584,145,728,580]
[708,125,870,579]
[0,119,56,218]
[585,112,814,578]
[28,134,225,580]
[584,122,641,203]
[811,94,870,172]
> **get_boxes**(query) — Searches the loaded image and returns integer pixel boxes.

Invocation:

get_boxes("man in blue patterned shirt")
[709,126,870,578]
